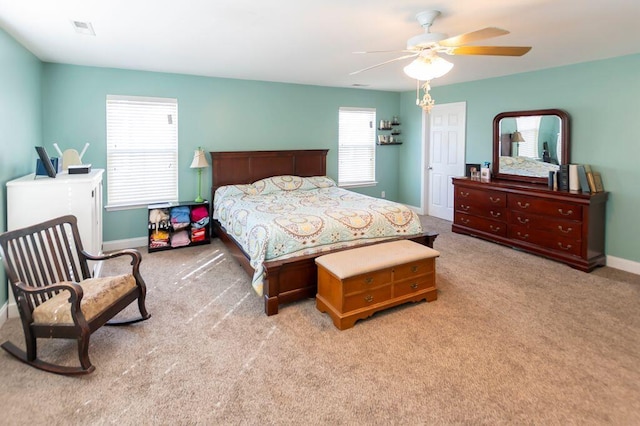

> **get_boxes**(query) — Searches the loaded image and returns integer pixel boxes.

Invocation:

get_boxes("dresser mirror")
[492,109,570,184]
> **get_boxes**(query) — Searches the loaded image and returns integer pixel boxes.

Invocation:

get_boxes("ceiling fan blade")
[449,45,532,56]
[349,53,418,75]
[353,49,414,54]
[439,27,509,47]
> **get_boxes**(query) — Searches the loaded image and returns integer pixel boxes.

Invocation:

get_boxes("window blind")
[106,95,178,208]
[338,107,376,186]
[515,116,541,158]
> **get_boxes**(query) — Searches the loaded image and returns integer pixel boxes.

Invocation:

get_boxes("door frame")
[420,101,467,216]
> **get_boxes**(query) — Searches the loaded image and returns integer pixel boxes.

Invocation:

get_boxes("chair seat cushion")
[32,274,137,325]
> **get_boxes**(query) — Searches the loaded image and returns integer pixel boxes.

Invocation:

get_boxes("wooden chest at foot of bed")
[315,240,439,330]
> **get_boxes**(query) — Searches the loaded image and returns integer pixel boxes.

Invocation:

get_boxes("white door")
[423,102,466,221]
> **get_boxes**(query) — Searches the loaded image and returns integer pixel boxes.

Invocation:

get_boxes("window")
[338,107,376,186]
[515,115,541,158]
[106,95,178,209]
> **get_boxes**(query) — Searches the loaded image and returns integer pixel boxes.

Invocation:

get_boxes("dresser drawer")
[456,186,506,208]
[455,212,507,237]
[394,276,435,298]
[509,195,582,220]
[509,211,582,239]
[342,269,392,294]
[456,201,507,220]
[509,225,582,257]
[343,285,392,312]
[394,258,435,280]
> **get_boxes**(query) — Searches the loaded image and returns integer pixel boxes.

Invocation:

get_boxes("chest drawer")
[394,258,435,281]
[509,211,582,239]
[509,225,582,257]
[394,275,435,298]
[509,195,582,220]
[455,186,506,208]
[342,269,392,294]
[455,212,507,237]
[343,284,392,312]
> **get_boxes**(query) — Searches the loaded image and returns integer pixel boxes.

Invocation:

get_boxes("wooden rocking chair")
[0,215,150,375]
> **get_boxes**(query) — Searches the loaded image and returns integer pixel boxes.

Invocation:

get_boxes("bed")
[210,149,438,315]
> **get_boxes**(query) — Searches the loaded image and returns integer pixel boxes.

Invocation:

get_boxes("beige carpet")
[1,215,639,425]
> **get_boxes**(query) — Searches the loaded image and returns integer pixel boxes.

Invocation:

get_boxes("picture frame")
[465,163,481,178]
[35,146,57,178]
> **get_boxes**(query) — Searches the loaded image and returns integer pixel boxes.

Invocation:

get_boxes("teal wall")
[398,53,640,263]
[1,26,638,311]
[41,64,401,241]
[0,29,42,307]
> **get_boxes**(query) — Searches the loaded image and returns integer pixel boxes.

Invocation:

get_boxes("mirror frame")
[492,108,570,185]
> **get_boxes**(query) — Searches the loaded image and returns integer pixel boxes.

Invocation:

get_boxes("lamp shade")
[511,131,525,143]
[403,54,454,81]
[190,149,209,168]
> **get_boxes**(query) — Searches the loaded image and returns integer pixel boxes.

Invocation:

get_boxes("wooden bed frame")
[210,149,438,316]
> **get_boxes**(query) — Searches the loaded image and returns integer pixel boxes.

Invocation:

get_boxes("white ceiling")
[1,0,639,92]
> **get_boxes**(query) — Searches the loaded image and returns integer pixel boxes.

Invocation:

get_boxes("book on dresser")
[577,165,591,193]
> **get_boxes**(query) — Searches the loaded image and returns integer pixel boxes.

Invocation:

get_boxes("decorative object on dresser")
[454,109,607,272]
[315,240,439,330]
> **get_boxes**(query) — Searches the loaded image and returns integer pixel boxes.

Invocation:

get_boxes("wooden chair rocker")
[0,215,151,375]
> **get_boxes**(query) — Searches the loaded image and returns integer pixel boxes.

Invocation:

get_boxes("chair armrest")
[15,281,84,300]
[83,249,142,266]
[82,249,143,277]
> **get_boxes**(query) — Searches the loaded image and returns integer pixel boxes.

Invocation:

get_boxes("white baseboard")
[606,255,640,275]
[0,301,7,327]
[103,237,147,252]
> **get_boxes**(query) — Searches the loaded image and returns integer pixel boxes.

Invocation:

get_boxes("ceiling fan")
[351,10,532,78]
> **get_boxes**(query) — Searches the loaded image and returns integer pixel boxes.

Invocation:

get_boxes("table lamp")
[190,148,209,202]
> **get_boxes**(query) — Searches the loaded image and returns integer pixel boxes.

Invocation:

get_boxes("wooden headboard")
[210,149,329,194]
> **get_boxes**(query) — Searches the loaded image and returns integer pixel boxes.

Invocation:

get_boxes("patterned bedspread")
[213,175,424,295]
[500,156,559,177]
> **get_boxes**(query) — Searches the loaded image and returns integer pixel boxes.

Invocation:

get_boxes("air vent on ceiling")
[71,20,95,36]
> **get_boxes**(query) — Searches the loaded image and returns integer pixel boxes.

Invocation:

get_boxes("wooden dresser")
[452,177,607,272]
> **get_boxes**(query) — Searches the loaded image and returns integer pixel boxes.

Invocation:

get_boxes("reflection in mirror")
[492,109,570,184]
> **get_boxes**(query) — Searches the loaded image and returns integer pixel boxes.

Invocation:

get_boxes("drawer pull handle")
[364,295,374,303]
[517,217,529,224]
[489,196,501,204]
[489,225,501,232]
[410,283,418,289]
[558,209,573,216]
[558,243,572,251]
[460,205,470,211]
[490,211,501,218]
[459,217,470,224]
[517,232,529,239]
[558,225,573,233]
[459,191,470,198]
[517,202,530,209]
[365,277,373,285]
[411,266,419,273]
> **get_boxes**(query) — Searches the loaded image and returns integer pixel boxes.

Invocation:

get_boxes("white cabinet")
[7,169,104,256]
[6,169,104,317]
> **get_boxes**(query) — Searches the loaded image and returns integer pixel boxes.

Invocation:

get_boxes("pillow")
[304,176,336,188]
[215,184,258,199]
[253,175,305,194]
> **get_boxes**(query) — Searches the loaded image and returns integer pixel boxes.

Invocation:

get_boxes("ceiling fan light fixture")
[403,55,453,81]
